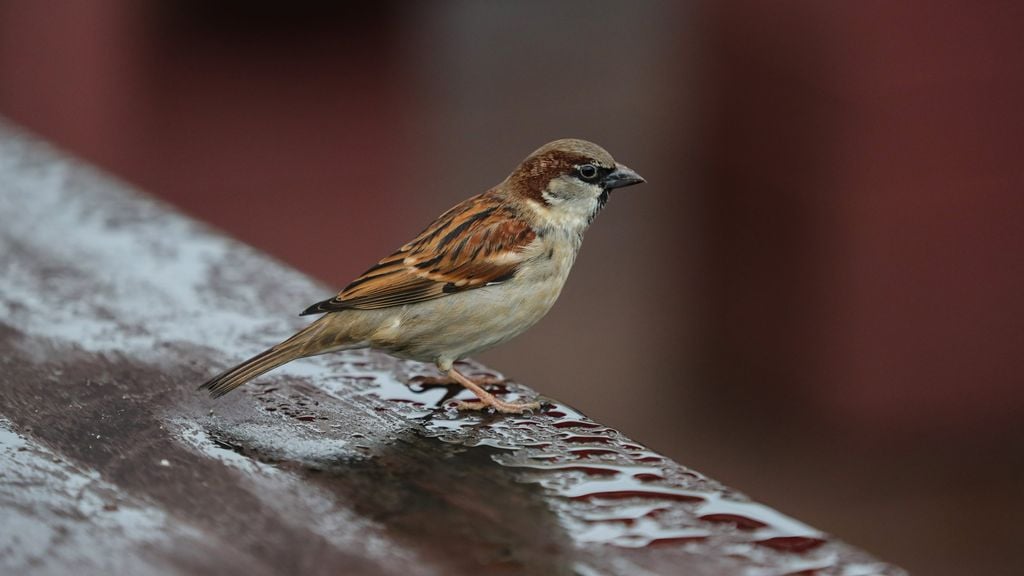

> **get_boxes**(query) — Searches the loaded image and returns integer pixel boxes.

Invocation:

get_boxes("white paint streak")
[0,419,206,575]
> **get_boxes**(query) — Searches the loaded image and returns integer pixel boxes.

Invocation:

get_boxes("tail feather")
[199,345,304,398]
[197,313,358,399]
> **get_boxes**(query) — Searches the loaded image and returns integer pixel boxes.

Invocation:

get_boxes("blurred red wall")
[0,1,417,283]
[697,0,1024,436]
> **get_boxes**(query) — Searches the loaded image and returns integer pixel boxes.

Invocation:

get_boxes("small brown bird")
[200,139,644,413]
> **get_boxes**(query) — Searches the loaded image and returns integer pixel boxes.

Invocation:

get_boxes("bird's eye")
[577,164,599,181]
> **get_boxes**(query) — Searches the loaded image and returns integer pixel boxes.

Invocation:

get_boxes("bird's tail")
[199,322,327,398]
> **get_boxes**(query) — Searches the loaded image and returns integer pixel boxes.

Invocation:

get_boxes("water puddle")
[299,352,894,573]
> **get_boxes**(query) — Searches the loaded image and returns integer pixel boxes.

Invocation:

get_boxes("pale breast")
[368,230,580,364]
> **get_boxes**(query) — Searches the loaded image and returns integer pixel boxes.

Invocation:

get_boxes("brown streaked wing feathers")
[301,194,536,315]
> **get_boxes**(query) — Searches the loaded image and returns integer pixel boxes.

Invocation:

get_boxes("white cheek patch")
[541,177,574,205]
[541,190,564,206]
[526,178,605,232]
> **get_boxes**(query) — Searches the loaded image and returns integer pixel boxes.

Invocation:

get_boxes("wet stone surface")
[0,120,905,575]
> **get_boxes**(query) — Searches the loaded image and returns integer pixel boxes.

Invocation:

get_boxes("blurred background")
[2,1,1022,573]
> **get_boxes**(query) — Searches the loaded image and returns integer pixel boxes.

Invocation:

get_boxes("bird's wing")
[301,195,538,314]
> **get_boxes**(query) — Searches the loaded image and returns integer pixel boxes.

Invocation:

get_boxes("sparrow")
[200,138,645,413]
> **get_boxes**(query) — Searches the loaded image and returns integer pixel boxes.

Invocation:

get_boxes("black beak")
[602,164,645,190]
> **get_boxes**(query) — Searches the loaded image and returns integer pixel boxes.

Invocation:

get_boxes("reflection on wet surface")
[243,351,896,574]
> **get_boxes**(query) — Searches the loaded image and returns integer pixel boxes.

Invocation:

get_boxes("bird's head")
[506,138,645,231]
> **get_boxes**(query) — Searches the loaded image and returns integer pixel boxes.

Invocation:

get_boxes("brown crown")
[507,139,616,203]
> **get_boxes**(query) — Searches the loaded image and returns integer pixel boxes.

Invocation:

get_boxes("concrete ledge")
[0,119,904,575]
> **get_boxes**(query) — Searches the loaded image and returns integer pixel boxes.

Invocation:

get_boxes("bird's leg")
[444,367,540,414]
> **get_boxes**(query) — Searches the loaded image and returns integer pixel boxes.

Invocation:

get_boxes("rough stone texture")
[0,119,905,575]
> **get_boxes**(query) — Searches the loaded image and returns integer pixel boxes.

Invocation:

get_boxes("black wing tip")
[300,298,336,316]
[197,379,228,399]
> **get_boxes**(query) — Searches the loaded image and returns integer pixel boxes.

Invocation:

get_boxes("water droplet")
[573,517,710,548]
[756,536,826,552]
[559,477,707,502]
[569,448,618,458]
[562,434,615,444]
[700,514,767,530]
[553,420,603,429]
[580,503,669,523]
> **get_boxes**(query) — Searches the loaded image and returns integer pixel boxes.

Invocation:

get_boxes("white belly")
[381,273,564,363]
[361,234,578,366]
